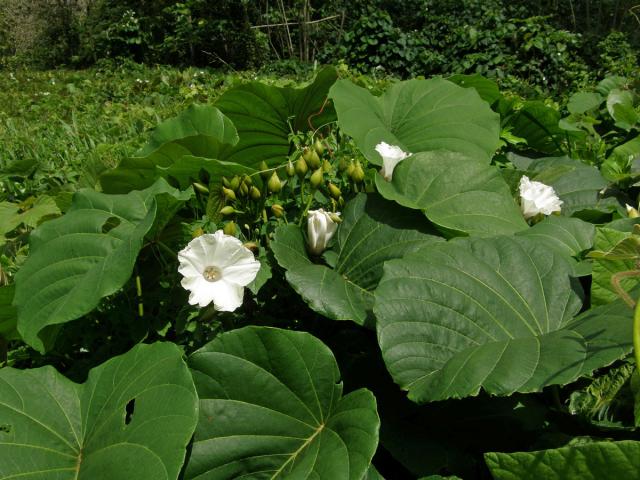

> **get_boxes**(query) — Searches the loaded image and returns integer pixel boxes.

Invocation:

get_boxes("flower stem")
[298,190,314,227]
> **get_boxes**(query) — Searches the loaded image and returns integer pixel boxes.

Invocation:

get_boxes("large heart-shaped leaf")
[157,155,260,190]
[375,236,633,403]
[506,102,568,155]
[100,105,239,193]
[215,67,338,167]
[329,78,500,164]
[485,440,640,479]
[271,194,442,327]
[516,216,595,276]
[13,178,192,352]
[0,342,198,479]
[375,151,527,237]
[0,285,18,340]
[185,326,379,479]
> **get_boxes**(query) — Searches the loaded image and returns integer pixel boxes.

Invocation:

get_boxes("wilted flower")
[376,141,410,181]
[178,230,260,311]
[518,175,563,219]
[307,209,340,255]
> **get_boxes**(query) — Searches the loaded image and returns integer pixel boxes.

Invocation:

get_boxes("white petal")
[223,259,261,286]
[375,141,410,181]
[210,280,245,312]
[181,276,215,308]
[177,244,205,278]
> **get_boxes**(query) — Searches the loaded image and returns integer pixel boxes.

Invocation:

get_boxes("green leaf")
[101,105,239,193]
[590,228,640,306]
[607,89,638,130]
[363,464,385,479]
[157,155,259,190]
[271,194,442,327]
[524,156,608,216]
[611,135,640,166]
[375,236,633,403]
[596,76,628,96]
[447,74,501,105]
[567,92,602,115]
[13,179,192,352]
[375,151,527,237]
[516,216,595,276]
[0,285,18,340]
[329,78,500,164]
[0,342,198,479]
[507,102,567,155]
[0,196,60,244]
[485,440,640,479]
[185,326,379,479]
[215,67,338,167]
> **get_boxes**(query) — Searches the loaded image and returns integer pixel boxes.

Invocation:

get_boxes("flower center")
[202,265,223,282]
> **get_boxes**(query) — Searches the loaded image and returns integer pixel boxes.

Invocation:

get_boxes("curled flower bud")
[271,204,285,218]
[307,209,340,256]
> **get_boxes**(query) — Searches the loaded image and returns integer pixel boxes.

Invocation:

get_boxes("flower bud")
[346,161,355,177]
[295,158,308,178]
[351,160,365,183]
[286,160,295,177]
[220,206,236,215]
[328,212,343,223]
[192,182,209,194]
[271,204,285,217]
[308,150,321,169]
[259,160,270,179]
[322,159,332,173]
[242,174,252,186]
[250,186,261,200]
[338,157,349,172]
[239,182,249,197]
[307,209,340,256]
[229,176,241,191]
[222,176,231,188]
[223,221,237,236]
[338,196,345,207]
[268,172,282,193]
[627,204,640,218]
[328,183,341,199]
[310,168,323,189]
[192,227,204,238]
[222,187,236,200]
[314,138,325,156]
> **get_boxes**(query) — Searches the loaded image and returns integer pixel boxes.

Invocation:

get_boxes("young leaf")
[375,236,633,403]
[185,326,379,479]
[329,78,500,164]
[13,178,192,352]
[0,342,198,479]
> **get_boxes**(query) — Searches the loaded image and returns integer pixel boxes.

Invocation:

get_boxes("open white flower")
[307,209,339,256]
[376,141,410,181]
[519,175,563,219]
[178,230,260,311]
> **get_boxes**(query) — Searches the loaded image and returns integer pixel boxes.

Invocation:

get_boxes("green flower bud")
[295,158,308,178]
[271,204,285,217]
[338,196,345,208]
[346,161,355,177]
[222,176,231,188]
[230,175,241,191]
[242,174,252,186]
[222,187,236,200]
[259,160,270,179]
[223,221,237,236]
[220,205,236,215]
[338,157,349,172]
[329,212,342,223]
[310,167,323,189]
[192,227,204,238]
[314,138,325,156]
[351,160,365,183]
[268,172,282,193]
[192,182,209,194]
[239,182,249,197]
[308,150,321,169]
[250,186,261,200]
[286,160,295,177]
[322,159,332,173]
[328,183,341,199]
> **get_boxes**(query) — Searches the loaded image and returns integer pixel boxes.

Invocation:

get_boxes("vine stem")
[610,270,640,309]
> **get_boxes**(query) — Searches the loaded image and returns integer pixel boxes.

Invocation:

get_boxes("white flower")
[178,231,260,311]
[375,141,410,181]
[518,175,563,219]
[307,209,339,255]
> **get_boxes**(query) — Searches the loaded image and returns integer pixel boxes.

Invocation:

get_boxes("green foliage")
[0,342,198,479]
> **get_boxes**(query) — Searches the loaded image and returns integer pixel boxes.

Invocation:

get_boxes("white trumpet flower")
[307,209,339,256]
[376,141,410,181]
[519,175,563,219]
[178,231,260,311]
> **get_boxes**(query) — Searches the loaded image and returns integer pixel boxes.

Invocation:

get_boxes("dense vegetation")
[2,1,640,479]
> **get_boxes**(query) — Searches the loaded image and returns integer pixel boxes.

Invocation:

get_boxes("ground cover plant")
[1,65,640,479]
